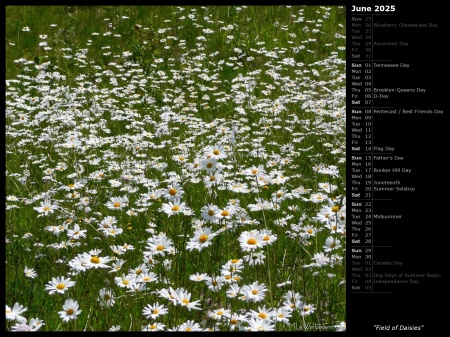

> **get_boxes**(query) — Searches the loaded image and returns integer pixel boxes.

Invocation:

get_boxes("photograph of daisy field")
[5,5,346,332]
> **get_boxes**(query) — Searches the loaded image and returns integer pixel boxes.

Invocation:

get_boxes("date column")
[349,13,374,293]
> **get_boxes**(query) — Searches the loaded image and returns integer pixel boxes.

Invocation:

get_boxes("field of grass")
[5,5,347,331]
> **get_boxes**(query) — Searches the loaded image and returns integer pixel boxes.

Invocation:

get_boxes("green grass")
[6,5,346,332]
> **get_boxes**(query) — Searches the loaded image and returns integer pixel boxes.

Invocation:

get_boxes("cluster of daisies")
[6,5,346,331]
[7,291,346,332]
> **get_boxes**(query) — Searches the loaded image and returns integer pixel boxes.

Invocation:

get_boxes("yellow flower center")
[332,206,339,212]
[90,256,100,264]
[66,309,74,315]
[252,289,258,295]
[258,313,267,319]
[43,206,51,212]
[113,202,121,208]
[247,238,257,245]
[182,299,190,305]
[263,235,270,241]
[178,156,185,161]
[122,280,129,285]
[221,210,230,217]
[135,269,142,275]
[210,176,215,181]
[152,309,159,314]
[171,205,180,211]
[104,294,111,300]
[217,310,224,315]
[199,234,208,243]
[231,259,239,264]
[213,149,220,155]
[252,169,258,174]
[56,283,65,290]
[206,163,213,168]
[149,325,156,330]
[208,210,215,216]
[186,327,192,332]
[169,188,177,196]
[231,319,238,325]
[156,245,164,251]
[68,184,75,189]
[307,229,314,234]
